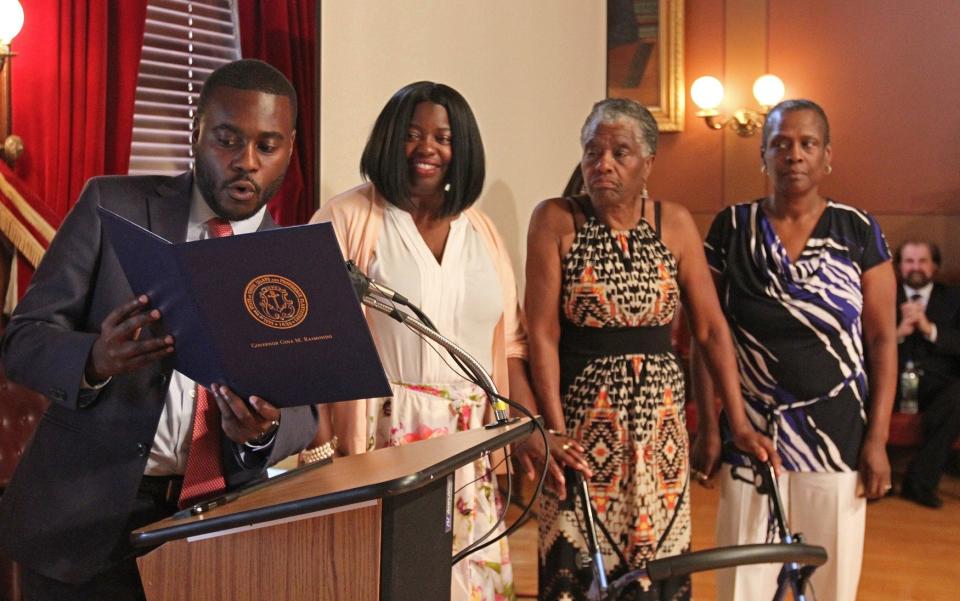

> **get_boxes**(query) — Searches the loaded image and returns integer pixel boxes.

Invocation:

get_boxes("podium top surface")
[131,417,536,547]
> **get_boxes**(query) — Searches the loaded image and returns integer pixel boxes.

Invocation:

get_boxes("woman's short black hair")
[360,82,485,217]
[761,98,830,153]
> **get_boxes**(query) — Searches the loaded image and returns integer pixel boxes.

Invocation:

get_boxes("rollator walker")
[572,445,826,601]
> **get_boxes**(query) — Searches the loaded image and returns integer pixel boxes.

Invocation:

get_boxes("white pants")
[715,467,865,601]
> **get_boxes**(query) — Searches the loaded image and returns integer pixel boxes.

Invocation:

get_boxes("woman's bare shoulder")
[656,198,693,221]
[652,199,707,263]
[655,199,700,234]
[530,197,577,235]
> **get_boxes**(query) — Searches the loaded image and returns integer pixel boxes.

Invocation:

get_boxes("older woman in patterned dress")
[516,98,776,600]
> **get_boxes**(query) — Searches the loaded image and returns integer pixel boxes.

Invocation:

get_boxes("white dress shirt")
[144,184,267,475]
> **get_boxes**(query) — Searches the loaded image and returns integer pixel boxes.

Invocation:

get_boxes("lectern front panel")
[137,503,380,601]
[380,474,454,601]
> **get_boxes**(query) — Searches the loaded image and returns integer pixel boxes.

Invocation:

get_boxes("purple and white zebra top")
[705,199,890,472]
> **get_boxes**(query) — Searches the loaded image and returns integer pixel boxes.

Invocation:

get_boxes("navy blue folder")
[97,206,391,407]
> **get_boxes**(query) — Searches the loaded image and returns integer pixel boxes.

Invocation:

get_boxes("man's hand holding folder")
[98,206,392,407]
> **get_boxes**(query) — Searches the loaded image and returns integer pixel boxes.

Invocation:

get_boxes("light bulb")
[753,74,785,108]
[691,76,724,111]
[0,0,24,45]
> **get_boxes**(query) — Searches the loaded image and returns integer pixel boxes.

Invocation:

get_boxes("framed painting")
[607,0,684,132]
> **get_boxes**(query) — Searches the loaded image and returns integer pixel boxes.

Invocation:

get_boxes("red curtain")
[10,0,147,219]
[8,0,146,294]
[238,0,317,226]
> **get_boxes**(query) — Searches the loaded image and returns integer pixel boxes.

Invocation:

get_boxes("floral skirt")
[368,380,516,601]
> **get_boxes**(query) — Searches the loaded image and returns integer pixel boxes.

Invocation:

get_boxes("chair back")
[0,365,47,601]
[0,369,48,488]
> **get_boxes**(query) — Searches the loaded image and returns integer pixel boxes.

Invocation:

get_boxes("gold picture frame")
[607,0,685,132]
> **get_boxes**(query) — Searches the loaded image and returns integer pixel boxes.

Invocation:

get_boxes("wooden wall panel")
[653,0,725,213]
[767,1,960,217]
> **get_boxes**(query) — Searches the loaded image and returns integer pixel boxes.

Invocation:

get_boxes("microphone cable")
[349,262,549,566]
[451,394,548,565]
[392,300,547,566]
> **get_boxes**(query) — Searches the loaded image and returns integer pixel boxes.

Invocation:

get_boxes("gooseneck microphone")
[344,260,370,299]
[345,260,409,304]
[343,259,512,425]
[343,262,542,572]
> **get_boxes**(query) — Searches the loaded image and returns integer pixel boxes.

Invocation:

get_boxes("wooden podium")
[131,418,535,601]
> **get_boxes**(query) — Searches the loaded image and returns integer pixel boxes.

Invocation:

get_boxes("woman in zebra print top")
[693,99,897,601]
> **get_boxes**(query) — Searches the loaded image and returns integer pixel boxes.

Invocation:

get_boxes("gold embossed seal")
[244,275,308,329]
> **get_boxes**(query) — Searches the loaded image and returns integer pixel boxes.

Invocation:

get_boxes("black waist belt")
[559,323,673,393]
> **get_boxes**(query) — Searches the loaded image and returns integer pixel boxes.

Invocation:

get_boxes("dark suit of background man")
[0,59,318,600]
[895,240,960,509]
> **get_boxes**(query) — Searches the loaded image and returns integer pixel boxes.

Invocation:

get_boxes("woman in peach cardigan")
[310,81,535,601]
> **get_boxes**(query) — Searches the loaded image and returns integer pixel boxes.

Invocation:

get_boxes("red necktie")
[179,218,234,508]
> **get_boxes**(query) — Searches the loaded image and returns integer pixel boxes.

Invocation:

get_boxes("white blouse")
[367,202,503,383]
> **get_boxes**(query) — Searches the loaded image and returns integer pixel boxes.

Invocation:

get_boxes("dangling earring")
[444,182,451,192]
[761,164,767,175]
[641,186,649,199]
[825,164,833,175]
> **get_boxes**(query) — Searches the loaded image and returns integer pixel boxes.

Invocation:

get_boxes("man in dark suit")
[0,59,318,599]
[895,240,960,508]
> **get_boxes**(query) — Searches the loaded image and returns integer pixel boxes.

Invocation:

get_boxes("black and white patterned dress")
[704,199,891,472]
[538,198,691,601]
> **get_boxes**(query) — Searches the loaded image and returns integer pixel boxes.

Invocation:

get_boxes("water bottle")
[899,360,920,414]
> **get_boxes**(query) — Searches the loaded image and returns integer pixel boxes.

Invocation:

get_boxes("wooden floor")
[506,460,960,600]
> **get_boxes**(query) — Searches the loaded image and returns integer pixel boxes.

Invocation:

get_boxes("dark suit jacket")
[897,283,960,388]
[0,173,318,583]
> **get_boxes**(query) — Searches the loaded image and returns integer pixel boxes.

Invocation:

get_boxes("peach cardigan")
[310,182,528,451]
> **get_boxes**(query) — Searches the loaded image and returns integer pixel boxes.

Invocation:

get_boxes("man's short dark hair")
[360,81,485,217]
[197,59,298,126]
[894,240,942,267]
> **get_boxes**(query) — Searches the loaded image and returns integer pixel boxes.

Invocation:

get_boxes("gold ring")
[561,442,572,451]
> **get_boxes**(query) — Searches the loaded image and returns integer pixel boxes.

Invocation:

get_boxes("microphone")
[344,260,409,304]
[344,262,508,425]
[345,260,371,299]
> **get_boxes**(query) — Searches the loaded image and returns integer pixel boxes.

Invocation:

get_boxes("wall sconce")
[690,74,785,137]
[0,0,25,165]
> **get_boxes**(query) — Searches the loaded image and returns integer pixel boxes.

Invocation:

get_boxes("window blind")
[128,0,240,176]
